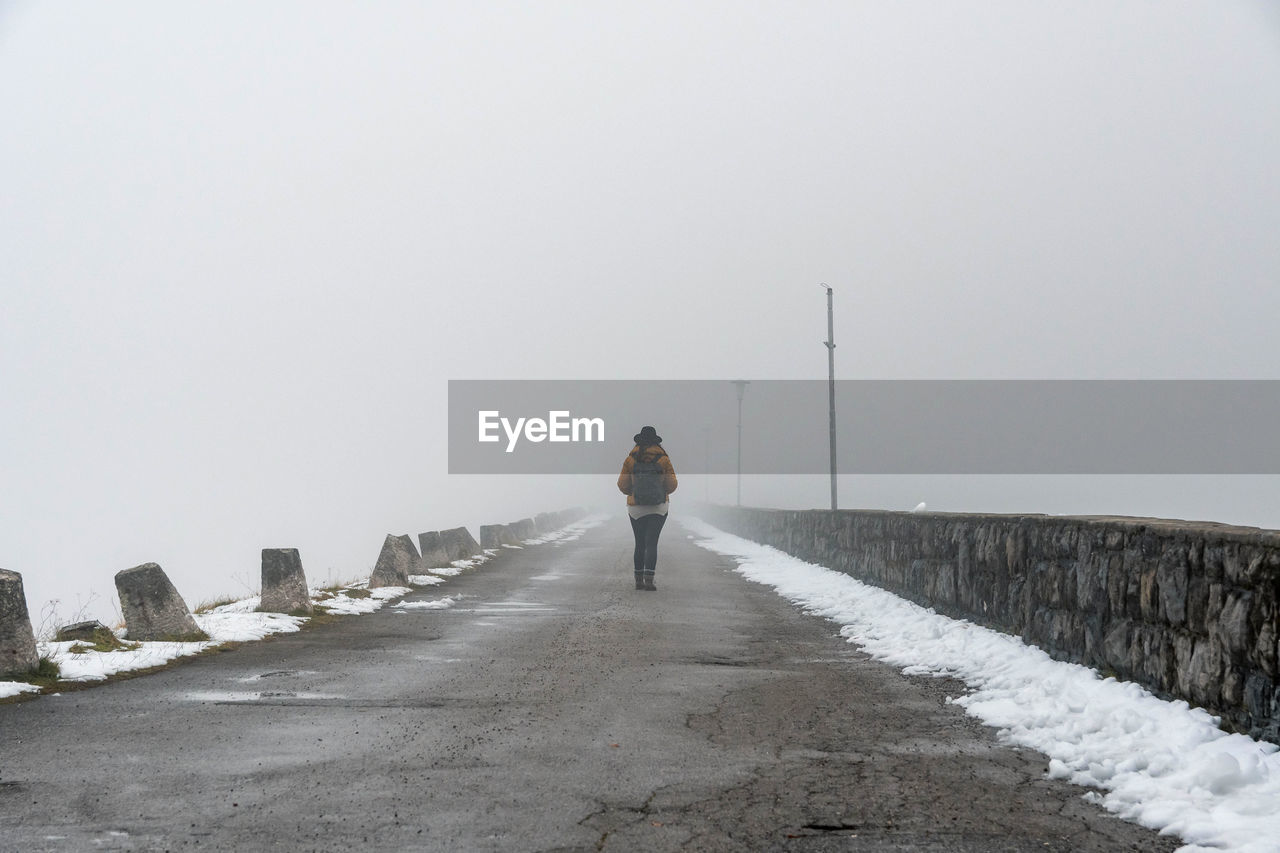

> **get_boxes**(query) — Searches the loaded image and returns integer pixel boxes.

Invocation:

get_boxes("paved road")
[0,517,1177,852]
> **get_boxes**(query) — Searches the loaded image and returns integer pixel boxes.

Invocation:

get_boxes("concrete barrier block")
[440,527,481,561]
[259,548,312,614]
[512,518,538,540]
[370,534,417,588]
[418,531,451,569]
[114,563,206,642]
[0,569,39,677]
[479,524,509,549]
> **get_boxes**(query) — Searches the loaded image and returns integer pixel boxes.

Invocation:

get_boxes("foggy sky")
[3,1,1279,628]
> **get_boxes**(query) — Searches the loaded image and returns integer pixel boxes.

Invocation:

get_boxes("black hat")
[633,425,662,445]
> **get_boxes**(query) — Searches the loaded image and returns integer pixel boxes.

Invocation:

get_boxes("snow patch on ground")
[0,681,40,699]
[317,585,410,615]
[422,551,494,578]
[33,605,310,683]
[521,513,609,546]
[684,517,1280,853]
[394,596,458,611]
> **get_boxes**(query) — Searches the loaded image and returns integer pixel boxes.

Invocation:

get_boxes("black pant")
[629,513,667,576]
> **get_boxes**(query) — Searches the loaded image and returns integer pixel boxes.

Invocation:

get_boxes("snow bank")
[316,585,410,616]
[0,681,40,699]
[521,513,608,546]
[685,518,1280,853]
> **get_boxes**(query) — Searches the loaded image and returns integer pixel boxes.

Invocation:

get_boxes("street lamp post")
[821,284,837,511]
[731,380,750,506]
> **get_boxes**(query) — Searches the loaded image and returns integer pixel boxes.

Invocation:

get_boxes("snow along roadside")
[683,517,1280,853]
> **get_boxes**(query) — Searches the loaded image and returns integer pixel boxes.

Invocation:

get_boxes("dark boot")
[643,574,657,591]
[635,574,645,590]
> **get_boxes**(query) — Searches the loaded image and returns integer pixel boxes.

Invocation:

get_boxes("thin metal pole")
[822,284,838,511]
[731,380,749,506]
[704,430,710,502]
[737,394,742,506]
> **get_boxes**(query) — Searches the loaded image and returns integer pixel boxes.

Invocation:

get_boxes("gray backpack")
[631,450,667,505]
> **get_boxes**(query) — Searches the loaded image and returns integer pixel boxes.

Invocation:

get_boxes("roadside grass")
[0,656,61,691]
[193,594,243,614]
[154,630,211,642]
[66,626,141,654]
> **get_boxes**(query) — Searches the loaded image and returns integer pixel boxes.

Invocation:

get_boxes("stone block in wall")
[1223,666,1246,707]
[1102,620,1133,677]
[1157,544,1189,626]
[1224,543,1247,585]
[1051,526,1078,559]
[370,535,417,588]
[1187,638,1224,708]
[1006,574,1028,634]
[1245,673,1274,725]
[1123,551,1145,619]
[1136,627,1174,688]
[115,563,206,642]
[440,527,481,561]
[1005,530,1026,577]
[1024,607,1082,659]
[1138,565,1160,622]
[1188,539,1205,576]
[1105,555,1127,619]
[1215,591,1253,659]
[418,531,451,569]
[1254,615,1277,678]
[1036,560,1075,609]
[1174,633,1196,697]
[1204,543,1225,583]
[1186,573,1209,631]
[0,569,39,677]
[259,548,312,615]
[1230,546,1269,586]
[1206,582,1226,625]
[935,562,957,604]
[512,518,538,541]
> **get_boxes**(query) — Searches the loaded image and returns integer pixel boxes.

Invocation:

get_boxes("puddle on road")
[235,669,319,683]
[452,599,558,617]
[183,691,345,703]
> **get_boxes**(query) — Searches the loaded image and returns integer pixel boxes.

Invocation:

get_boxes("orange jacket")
[617,444,678,506]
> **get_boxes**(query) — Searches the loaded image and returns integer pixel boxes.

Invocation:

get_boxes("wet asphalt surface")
[0,518,1178,852]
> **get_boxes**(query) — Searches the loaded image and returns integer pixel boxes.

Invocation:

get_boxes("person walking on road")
[617,425,678,591]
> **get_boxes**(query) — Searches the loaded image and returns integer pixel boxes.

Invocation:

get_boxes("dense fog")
[3,1,1278,629]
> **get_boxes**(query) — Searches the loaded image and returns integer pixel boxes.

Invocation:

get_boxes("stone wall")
[697,505,1280,743]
